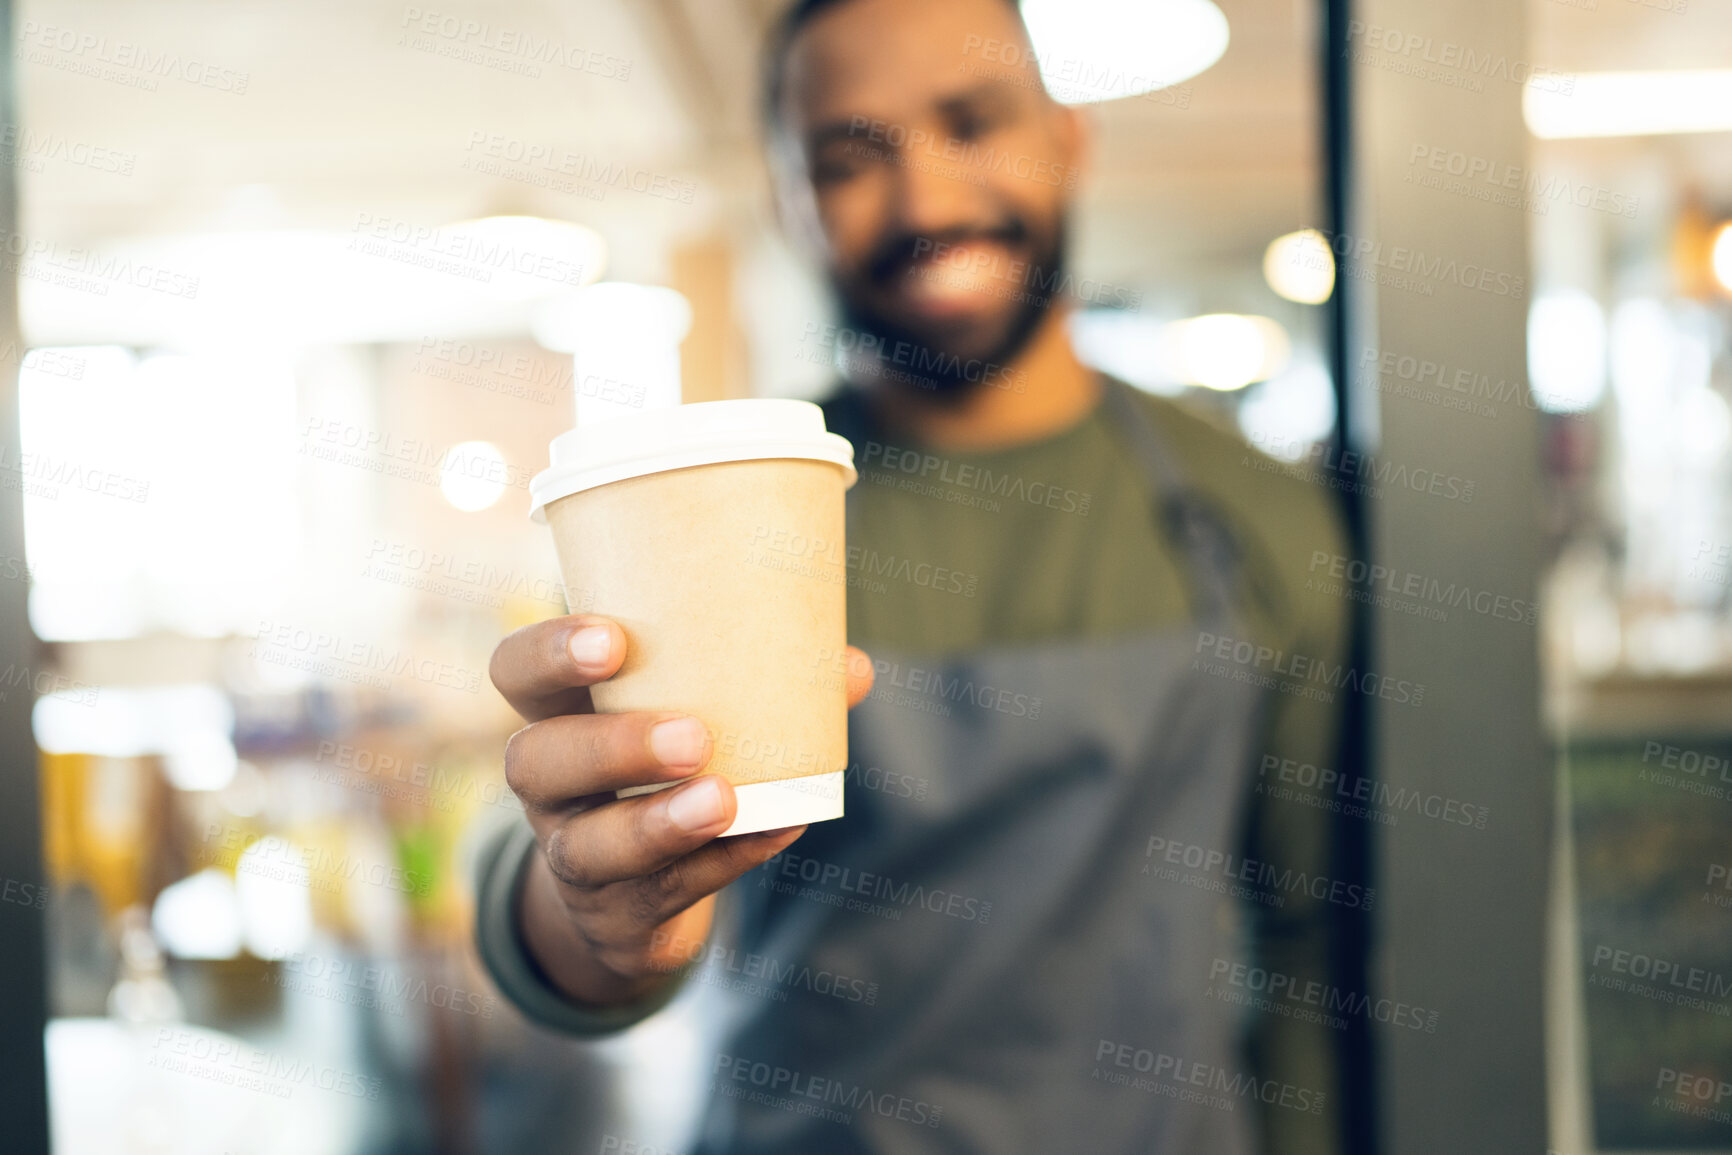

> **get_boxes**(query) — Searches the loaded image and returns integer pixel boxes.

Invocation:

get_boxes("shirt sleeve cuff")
[473,818,701,1037]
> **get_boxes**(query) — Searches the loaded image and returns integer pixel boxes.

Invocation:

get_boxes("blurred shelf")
[1549,669,1732,742]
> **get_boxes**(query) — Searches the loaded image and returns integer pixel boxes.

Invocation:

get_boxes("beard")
[831,212,1068,402]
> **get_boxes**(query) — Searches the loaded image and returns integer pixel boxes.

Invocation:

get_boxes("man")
[476,0,1354,1151]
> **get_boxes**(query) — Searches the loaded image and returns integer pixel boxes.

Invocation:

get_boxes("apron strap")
[1097,375,1243,626]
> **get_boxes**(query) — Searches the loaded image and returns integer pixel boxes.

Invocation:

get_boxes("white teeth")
[900,245,1002,309]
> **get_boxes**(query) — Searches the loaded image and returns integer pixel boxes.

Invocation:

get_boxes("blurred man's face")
[779,0,1084,395]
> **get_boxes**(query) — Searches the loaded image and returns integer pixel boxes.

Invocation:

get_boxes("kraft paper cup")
[529,400,857,837]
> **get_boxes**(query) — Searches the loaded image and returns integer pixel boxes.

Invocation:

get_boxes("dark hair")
[761,0,1024,132]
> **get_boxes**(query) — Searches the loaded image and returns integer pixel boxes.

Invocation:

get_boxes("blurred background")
[2,0,1730,1152]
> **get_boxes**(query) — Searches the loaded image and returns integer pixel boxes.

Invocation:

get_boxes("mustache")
[863,220,1031,286]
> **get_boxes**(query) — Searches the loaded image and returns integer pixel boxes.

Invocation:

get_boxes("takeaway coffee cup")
[529,400,858,837]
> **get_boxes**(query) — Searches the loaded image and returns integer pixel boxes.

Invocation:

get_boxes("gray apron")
[690,378,1273,1155]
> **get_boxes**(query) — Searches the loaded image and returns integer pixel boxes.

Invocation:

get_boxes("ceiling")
[17,0,1323,295]
[20,0,1732,292]
[1528,0,1732,202]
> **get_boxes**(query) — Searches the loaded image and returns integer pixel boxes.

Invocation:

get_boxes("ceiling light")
[1019,0,1229,105]
[1524,71,1732,139]
[1263,229,1335,305]
[1069,309,1290,392]
[440,441,510,512]
[1170,314,1290,391]
[33,684,234,760]
[20,217,606,349]
[444,215,608,301]
[1711,223,1732,294]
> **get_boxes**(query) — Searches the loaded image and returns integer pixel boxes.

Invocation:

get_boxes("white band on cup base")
[615,771,845,837]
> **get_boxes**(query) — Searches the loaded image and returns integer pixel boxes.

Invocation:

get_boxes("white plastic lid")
[529,398,858,522]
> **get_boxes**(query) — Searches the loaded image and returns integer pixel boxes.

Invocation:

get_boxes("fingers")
[844,645,875,709]
[555,819,809,939]
[540,774,742,888]
[616,824,809,931]
[505,711,712,811]
[490,615,625,721]
[493,619,872,722]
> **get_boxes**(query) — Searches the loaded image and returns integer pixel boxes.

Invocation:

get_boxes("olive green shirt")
[834,379,1351,1155]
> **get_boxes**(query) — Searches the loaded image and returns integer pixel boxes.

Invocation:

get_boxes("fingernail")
[567,626,612,670]
[649,717,708,768]
[666,777,725,833]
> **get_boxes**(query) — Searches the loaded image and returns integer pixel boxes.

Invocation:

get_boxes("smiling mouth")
[891,241,1018,317]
